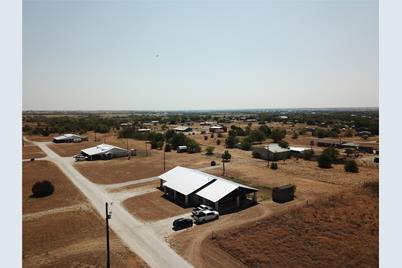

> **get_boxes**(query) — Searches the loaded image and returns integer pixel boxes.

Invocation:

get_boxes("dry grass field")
[211,184,378,268]
[23,160,86,214]
[75,149,220,184]
[23,209,147,268]
[123,191,191,222]
[22,145,46,160]
[23,160,146,267]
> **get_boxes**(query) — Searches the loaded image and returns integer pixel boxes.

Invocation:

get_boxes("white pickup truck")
[193,210,219,223]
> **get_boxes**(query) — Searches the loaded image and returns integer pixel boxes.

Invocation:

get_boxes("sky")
[23,0,378,111]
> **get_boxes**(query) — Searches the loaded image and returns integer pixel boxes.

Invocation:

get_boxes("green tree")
[225,135,239,148]
[248,130,266,142]
[222,150,232,162]
[186,138,201,153]
[270,129,286,142]
[321,147,340,163]
[278,141,289,148]
[318,154,332,168]
[258,125,271,136]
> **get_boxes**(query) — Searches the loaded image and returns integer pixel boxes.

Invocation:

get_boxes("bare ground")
[23,209,147,268]
[211,185,378,268]
[123,191,191,222]
[22,145,46,159]
[23,160,86,214]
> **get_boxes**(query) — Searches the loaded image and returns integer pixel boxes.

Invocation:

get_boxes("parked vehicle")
[192,204,213,216]
[173,218,193,230]
[193,210,219,223]
[73,154,87,161]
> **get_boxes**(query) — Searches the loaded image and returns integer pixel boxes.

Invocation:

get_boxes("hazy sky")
[23,0,378,110]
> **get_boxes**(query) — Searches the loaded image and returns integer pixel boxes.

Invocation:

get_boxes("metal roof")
[289,146,311,153]
[196,178,256,203]
[81,143,126,156]
[173,126,191,131]
[160,166,257,201]
[265,143,290,153]
[54,134,82,140]
[160,166,216,195]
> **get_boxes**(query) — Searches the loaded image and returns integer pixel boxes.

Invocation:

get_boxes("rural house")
[159,166,257,211]
[79,143,129,160]
[53,134,87,143]
[173,126,193,132]
[252,143,290,161]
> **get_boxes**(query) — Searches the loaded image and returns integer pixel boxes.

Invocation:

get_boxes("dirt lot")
[109,180,160,193]
[23,145,46,159]
[23,208,147,268]
[211,184,378,268]
[123,191,191,222]
[23,160,86,214]
[75,149,220,184]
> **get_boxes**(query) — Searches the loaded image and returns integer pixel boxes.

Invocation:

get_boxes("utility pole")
[105,202,112,268]
[145,142,148,157]
[163,143,166,171]
[222,160,225,176]
[95,132,97,142]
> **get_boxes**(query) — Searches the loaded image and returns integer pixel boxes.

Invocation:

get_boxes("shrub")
[186,138,201,153]
[225,135,239,148]
[205,146,215,155]
[216,139,221,146]
[222,150,231,162]
[322,147,340,163]
[318,154,332,168]
[31,180,54,198]
[270,129,286,142]
[248,130,266,142]
[292,132,299,139]
[302,150,314,160]
[278,141,289,148]
[204,136,208,140]
[344,160,359,173]
[210,134,214,138]
[217,133,223,138]
[164,143,171,152]
[270,162,278,170]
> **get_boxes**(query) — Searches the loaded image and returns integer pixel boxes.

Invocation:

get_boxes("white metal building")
[80,143,129,160]
[53,134,86,143]
[159,166,257,211]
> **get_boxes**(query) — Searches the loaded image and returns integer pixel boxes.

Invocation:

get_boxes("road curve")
[32,141,193,268]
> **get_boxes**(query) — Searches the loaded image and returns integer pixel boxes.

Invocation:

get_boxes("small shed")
[177,145,188,153]
[272,184,295,203]
[252,143,290,161]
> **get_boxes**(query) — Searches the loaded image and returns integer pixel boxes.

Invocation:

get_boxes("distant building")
[200,121,216,126]
[316,139,344,148]
[79,144,129,160]
[252,143,290,161]
[209,125,227,133]
[137,128,151,132]
[288,146,312,157]
[173,126,193,132]
[120,122,133,128]
[53,134,87,143]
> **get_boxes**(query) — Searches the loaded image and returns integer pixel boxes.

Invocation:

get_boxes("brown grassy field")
[22,145,46,159]
[109,180,160,193]
[23,160,86,214]
[211,185,378,268]
[23,209,147,268]
[75,149,220,184]
[123,191,191,222]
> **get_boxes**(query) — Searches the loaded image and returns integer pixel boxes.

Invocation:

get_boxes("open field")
[211,184,378,268]
[123,191,191,222]
[23,209,147,268]
[22,144,46,159]
[23,160,86,214]
[75,149,221,184]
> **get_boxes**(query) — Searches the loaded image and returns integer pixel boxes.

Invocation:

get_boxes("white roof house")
[159,166,257,209]
[265,143,290,153]
[53,133,84,143]
[173,126,192,132]
[160,167,215,195]
[80,144,128,159]
[289,146,312,153]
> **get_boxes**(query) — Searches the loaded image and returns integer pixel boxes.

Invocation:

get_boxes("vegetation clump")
[31,180,54,198]
[344,160,359,173]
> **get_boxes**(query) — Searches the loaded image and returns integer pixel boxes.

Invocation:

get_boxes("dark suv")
[173,218,193,230]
